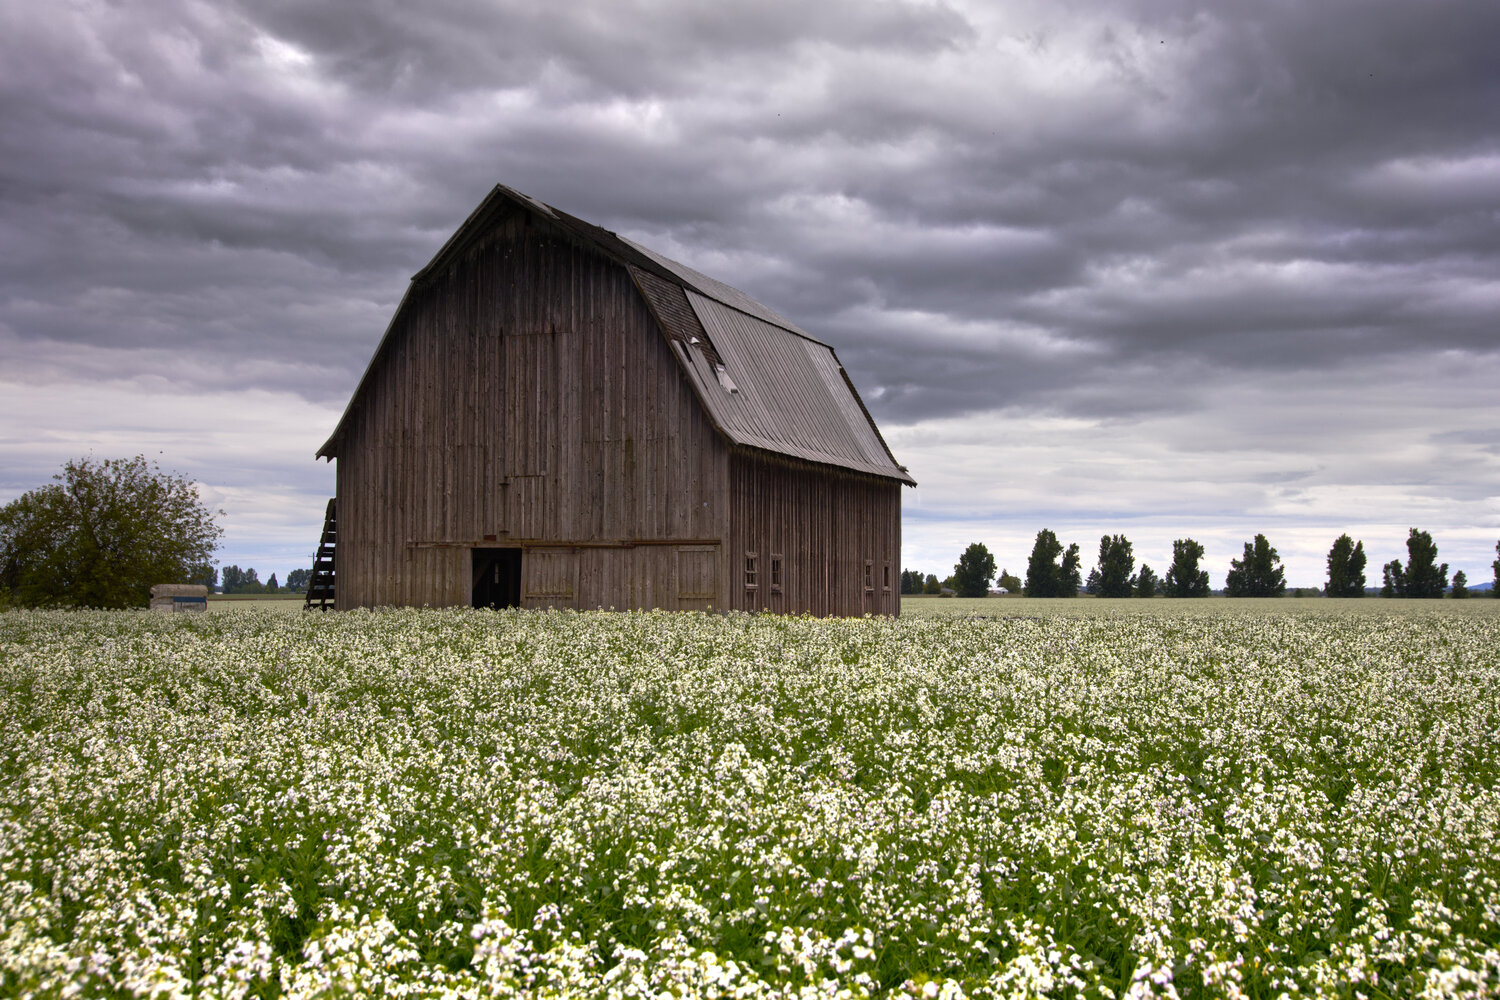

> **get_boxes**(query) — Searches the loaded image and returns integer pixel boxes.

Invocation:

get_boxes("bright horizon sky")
[3,0,1497,590]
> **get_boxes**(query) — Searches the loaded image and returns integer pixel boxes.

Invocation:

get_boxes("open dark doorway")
[472,548,522,609]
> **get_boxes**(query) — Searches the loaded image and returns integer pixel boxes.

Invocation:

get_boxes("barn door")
[525,547,578,608]
[472,548,522,609]
[676,545,718,611]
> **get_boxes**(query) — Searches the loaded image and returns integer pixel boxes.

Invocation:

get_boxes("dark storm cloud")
[2,0,1497,577]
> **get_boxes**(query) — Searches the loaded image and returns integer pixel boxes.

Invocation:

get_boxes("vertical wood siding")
[335,211,728,609]
[727,450,903,617]
[333,207,902,615]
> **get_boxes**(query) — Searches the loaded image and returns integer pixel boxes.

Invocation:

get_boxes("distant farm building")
[314,185,913,615]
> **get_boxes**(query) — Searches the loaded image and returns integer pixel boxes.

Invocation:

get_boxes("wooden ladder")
[305,498,337,610]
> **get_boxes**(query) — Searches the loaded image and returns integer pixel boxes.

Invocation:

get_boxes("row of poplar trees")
[907,531,1500,598]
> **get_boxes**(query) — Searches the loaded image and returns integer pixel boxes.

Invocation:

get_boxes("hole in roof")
[714,364,738,394]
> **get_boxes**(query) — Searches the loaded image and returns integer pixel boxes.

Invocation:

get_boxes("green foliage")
[190,563,219,592]
[1225,534,1287,598]
[1094,535,1135,598]
[0,455,222,609]
[285,568,313,593]
[1164,538,1210,598]
[1324,534,1367,597]
[221,565,264,594]
[1133,563,1158,597]
[922,574,941,595]
[1382,559,1405,598]
[996,568,1022,594]
[951,544,996,598]
[1024,529,1081,597]
[1451,570,1469,599]
[3,606,1500,996]
[1401,528,1449,600]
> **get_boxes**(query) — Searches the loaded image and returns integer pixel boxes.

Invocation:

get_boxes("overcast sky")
[3,0,1498,591]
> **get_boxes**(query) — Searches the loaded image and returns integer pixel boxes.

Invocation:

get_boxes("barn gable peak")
[318,185,913,486]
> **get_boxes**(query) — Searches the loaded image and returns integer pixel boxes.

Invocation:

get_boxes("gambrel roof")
[319,185,914,485]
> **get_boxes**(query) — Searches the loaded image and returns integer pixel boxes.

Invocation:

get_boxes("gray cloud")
[2,0,1497,576]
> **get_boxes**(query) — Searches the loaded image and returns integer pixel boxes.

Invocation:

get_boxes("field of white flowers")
[2,604,1498,999]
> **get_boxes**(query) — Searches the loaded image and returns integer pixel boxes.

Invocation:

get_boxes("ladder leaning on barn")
[305,498,337,610]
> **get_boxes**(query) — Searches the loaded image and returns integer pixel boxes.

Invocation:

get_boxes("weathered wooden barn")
[313,184,914,615]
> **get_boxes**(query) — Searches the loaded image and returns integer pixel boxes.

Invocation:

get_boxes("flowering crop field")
[2,605,1499,999]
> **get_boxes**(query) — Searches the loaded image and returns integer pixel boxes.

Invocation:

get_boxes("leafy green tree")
[1164,539,1210,597]
[0,456,222,609]
[1095,534,1136,598]
[922,574,941,595]
[997,569,1022,594]
[1451,570,1468,599]
[1381,559,1405,598]
[285,568,312,593]
[1133,563,1158,597]
[1324,534,1367,597]
[952,543,997,598]
[1225,534,1286,597]
[1024,529,1081,597]
[221,565,263,594]
[266,572,279,593]
[1084,567,1101,595]
[1401,528,1448,599]
[190,563,219,592]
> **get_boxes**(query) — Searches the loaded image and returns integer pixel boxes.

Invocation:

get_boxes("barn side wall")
[334,212,730,609]
[727,450,903,617]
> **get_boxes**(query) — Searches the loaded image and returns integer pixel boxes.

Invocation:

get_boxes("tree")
[1381,559,1405,598]
[1084,567,1101,595]
[1133,563,1158,597]
[1401,528,1448,599]
[266,572,279,593]
[0,456,222,609]
[1224,534,1286,597]
[1451,570,1468,599]
[952,543,997,598]
[221,565,263,594]
[1324,534,1367,597]
[285,568,312,593]
[923,574,941,595]
[191,563,219,592]
[1095,534,1136,598]
[1024,529,1081,597]
[997,569,1022,594]
[1164,539,1210,597]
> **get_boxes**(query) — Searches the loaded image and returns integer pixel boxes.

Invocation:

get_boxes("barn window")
[864,560,874,593]
[770,554,783,594]
[883,563,891,592]
[745,551,758,591]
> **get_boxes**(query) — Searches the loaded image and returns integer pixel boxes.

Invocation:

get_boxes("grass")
[2,603,1498,997]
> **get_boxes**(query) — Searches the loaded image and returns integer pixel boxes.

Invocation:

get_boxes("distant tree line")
[904,528,1497,599]
[218,565,312,594]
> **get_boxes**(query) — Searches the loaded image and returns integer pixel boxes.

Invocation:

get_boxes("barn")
[312,184,914,615]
